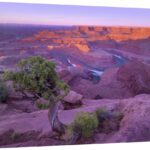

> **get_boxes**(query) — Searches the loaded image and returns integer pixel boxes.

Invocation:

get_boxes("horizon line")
[0,23,150,28]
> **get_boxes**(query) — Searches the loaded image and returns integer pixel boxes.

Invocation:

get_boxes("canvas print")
[0,2,150,148]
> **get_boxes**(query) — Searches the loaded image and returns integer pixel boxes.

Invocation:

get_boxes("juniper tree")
[4,56,70,136]
[4,56,69,103]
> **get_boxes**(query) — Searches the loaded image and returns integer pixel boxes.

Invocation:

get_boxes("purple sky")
[0,2,150,27]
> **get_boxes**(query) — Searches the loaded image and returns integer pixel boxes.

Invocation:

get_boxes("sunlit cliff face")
[76,26,150,41]
[21,26,150,53]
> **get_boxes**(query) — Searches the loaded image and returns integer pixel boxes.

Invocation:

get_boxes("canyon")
[0,24,150,147]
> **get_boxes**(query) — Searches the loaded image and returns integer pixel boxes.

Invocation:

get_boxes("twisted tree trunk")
[48,100,65,138]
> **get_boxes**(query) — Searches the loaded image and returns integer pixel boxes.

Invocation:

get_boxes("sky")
[0,2,150,27]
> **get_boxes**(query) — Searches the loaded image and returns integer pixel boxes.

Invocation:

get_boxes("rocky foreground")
[0,60,150,147]
[0,93,150,147]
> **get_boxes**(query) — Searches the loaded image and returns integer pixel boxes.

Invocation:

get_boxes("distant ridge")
[0,23,150,29]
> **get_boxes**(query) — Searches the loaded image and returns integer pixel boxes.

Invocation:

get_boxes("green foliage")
[3,71,14,81]
[71,112,98,138]
[36,101,50,110]
[95,108,110,122]
[0,81,8,103]
[3,56,69,103]
[66,109,123,141]
[95,108,123,133]
[96,108,123,123]
[96,108,107,116]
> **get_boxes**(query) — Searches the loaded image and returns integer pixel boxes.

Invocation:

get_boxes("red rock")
[63,90,83,104]
[0,110,51,137]
[106,94,150,142]
[58,69,74,83]
[117,60,150,95]
[58,94,150,143]
[70,68,132,99]
[70,60,150,99]
[1,94,150,145]
[58,98,120,125]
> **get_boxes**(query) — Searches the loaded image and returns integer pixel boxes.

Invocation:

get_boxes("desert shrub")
[96,108,123,133]
[36,101,50,110]
[71,112,98,139]
[3,56,69,103]
[95,108,112,123]
[0,81,9,103]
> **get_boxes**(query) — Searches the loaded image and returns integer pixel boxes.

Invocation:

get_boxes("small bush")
[71,112,98,139]
[96,108,112,123]
[36,101,50,110]
[96,108,123,133]
[0,81,9,103]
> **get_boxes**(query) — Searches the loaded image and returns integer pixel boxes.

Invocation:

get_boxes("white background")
[0,0,150,150]
[1,0,150,8]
